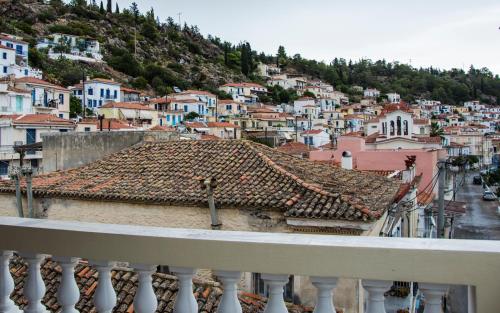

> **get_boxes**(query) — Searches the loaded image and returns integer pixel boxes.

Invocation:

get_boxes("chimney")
[200,178,221,229]
[341,151,353,170]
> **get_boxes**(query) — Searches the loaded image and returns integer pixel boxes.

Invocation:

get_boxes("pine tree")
[99,0,105,14]
[246,42,253,74]
[106,0,112,13]
[130,2,139,24]
[241,44,249,76]
[115,2,119,13]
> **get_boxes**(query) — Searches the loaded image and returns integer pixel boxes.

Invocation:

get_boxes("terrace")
[1,217,499,313]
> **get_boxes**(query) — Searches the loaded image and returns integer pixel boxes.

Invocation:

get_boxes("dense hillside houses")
[0,34,41,79]
[36,33,103,63]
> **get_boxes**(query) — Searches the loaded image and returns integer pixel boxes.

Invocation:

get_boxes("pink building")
[310,136,447,192]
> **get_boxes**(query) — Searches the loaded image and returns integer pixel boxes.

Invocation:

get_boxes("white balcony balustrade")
[0,217,499,313]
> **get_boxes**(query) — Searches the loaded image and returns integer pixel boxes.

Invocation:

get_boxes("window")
[2,66,6,74]
[99,100,102,107]
[15,96,22,112]
[113,90,117,99]
[59,114,63,118]
[78,90,82,95]
[87,99,92,107]
[159,119,163,126]
[15,45,23,55]
[0,161,8,176]
[172,115,176,125]
[30,159,38,169]
[100,89,104,97]
[59,94,64,104]
[226,105,232,110]
[88,88,93,95]
[24,69,28,76]
[84,127,91,132]
[166,115,170,122]
[1,52,6,59]
[93,100,97,107]
[59,129,68,133]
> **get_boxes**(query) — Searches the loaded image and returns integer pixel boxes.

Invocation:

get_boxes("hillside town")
[0,3,499,312]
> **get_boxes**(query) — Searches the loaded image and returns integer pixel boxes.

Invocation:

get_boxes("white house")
[174,90,217,118]
[219,83,267,104]
[36,33,103,63]
[70,78,121,111]
[0,78,31,115]
[364,88,380,98]
[0,114,75,178]
[0,43,41,79]
[170,99,207,118]
[464,101,485,112]
[0,34,29,63]
[300,129,330,148]
[387,93,401,104]
[293,97,316,115]
[14,77,70,119]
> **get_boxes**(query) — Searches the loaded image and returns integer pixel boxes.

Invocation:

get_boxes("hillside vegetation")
[1,0,499,105]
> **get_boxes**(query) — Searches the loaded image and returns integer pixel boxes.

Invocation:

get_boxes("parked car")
[483,190,497,201]
[473,175,482,185]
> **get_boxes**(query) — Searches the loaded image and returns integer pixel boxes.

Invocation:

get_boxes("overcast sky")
[115,0,500,74]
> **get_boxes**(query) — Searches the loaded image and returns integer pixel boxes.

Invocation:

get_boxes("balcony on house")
[0,216,499,313]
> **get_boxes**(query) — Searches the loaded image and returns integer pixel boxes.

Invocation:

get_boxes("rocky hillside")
[0,0,246,95]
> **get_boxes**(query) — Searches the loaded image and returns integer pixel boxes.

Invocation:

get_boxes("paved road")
[448,174,500,313]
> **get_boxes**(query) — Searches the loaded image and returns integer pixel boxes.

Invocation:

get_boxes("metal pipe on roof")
[201,178,221,230]
[10,170,24,218]
[22,167,34,218]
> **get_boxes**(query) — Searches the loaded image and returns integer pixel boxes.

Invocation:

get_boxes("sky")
[115,0,500,74]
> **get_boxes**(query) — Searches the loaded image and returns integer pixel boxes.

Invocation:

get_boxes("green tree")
[430,122,444,137]
[185,112,200,121]
[115,2,119,14]
[69,95,82,118]
[99,1,105,14]
[277,45,287,67]
[106,0,112,13]
[130,2,139,24]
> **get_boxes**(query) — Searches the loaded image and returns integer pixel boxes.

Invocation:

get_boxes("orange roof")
[178,90,216,97]
[120,87,141,94]
[414,118,430,125]
[87,78,121,85]
[222,82,265,89]
[0,34,28,44]
[184,121,206,128]
[15,77,68,91]
[207,122,240,128]
[149,125,176,132]
[8,114,75,126]
[0,44,15,51]
[200,134,220,141]
[100,102,153,111]
[98,119,134,130]
[276,142,317,155]
[302,129,323,135]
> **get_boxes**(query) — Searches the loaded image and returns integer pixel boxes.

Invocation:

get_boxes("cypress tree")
[115,2,119,13]
[106,0,112,13]
[99,0,105,14]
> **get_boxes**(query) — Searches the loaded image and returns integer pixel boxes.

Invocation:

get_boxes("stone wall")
[41,131,179,173]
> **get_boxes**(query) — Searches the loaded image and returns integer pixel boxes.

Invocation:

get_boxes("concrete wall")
[41,131,179,173]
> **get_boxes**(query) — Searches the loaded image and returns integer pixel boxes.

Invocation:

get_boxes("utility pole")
[437,159,447,239]
[177,12,182,27]
[82,72,86,119]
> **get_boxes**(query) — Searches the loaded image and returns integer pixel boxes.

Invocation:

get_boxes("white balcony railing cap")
[1,217,499,287]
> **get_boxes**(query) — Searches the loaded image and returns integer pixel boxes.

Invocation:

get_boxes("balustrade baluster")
[362,279,392,313]
[132,264,158,313]
[171,267,198,313]
[53,257,80,313]
[420,283,448,313]
[91,261,116,313]
[22,253,48,313]
[311,277,337,313]
[0,251,20,313]
[261,274,289,313]
[214,271,242,313]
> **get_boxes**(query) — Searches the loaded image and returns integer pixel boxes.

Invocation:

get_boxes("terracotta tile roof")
[149,125,177,132]
[417,136,442,144]
[200,134,221,141]
[206,122,240,128]
[5,114,75,126]
[301,129,323,135]
[15,77,68,91]
[276,142,317,156]
[218,99,238,104]
[0,34,28,44]
[9,257,310,313]
[0,140,400,222]
[414,118,430,125]
[222,83,265,89]
[178,90,216,97]
[184,121,207,128]
[120,87,141,94]
[100,102,154,111]
[90,118,135,130]
[364,132,380,144]
[87,78,121,85]
[0,44,15,51]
